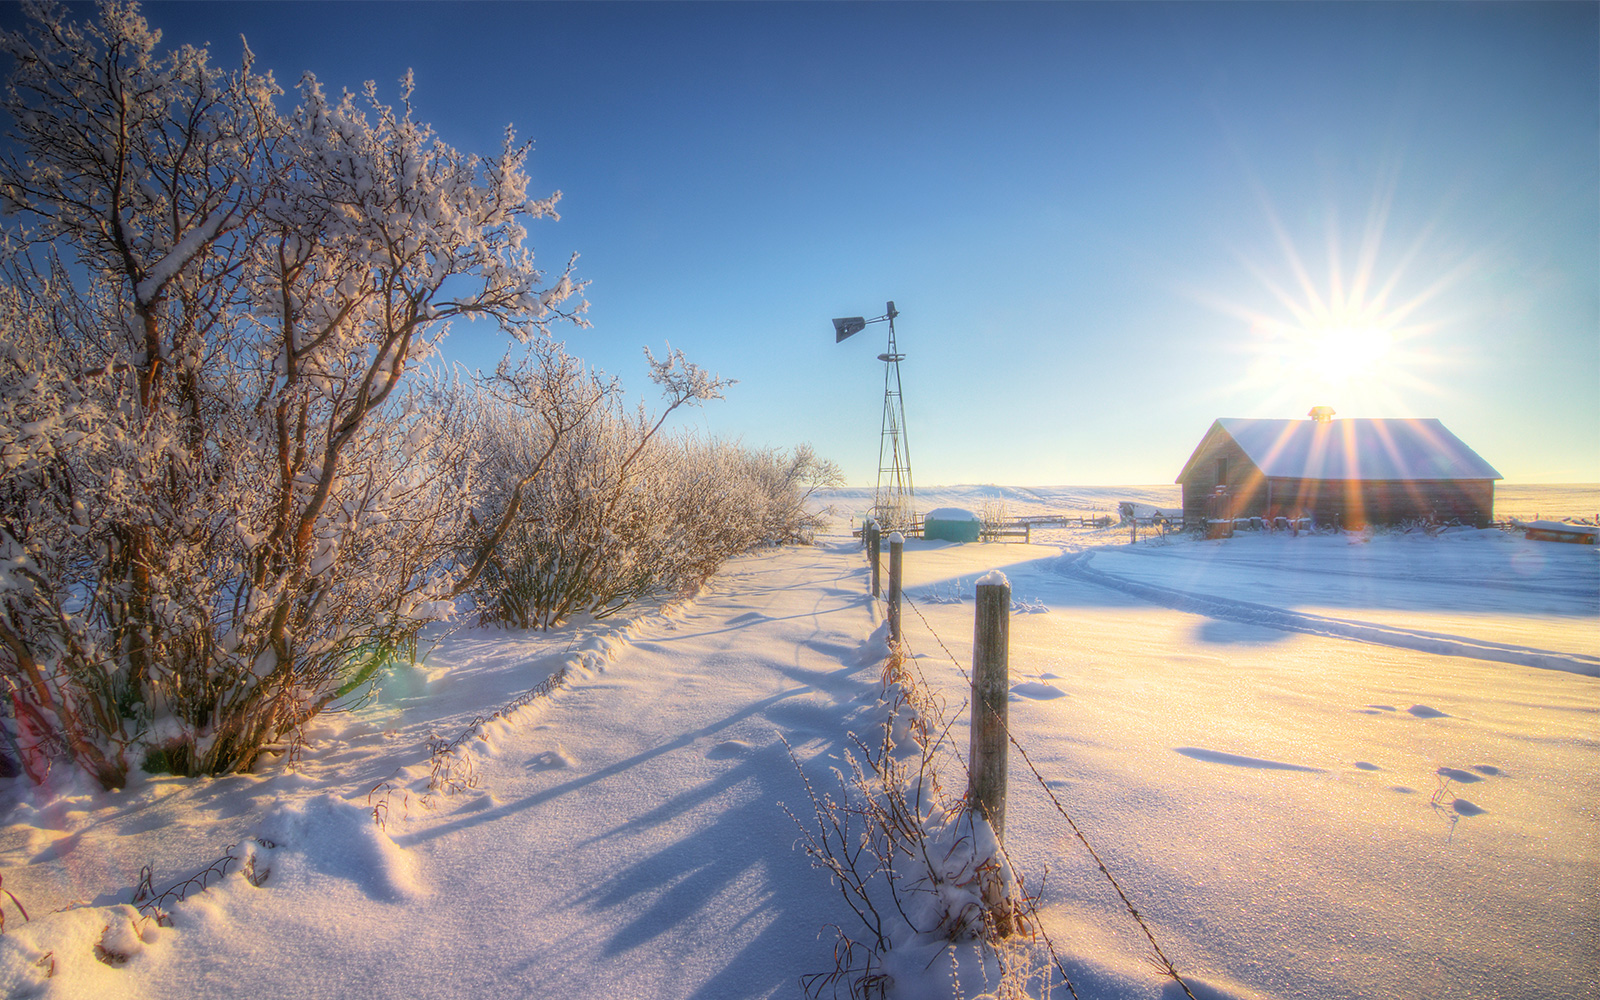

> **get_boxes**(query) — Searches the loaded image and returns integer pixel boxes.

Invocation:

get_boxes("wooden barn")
[1176,410,1501,529]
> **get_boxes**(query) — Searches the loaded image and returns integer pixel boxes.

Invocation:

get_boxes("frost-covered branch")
[0,1,585,785]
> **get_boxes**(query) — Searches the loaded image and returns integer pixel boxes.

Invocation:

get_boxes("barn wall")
[1179,433,1267,525]
[1178,424,1498,529]
[1264,478,1495,528]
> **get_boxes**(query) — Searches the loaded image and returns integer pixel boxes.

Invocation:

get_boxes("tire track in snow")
[1057,552,1600,677]
[1110,544,1597,601]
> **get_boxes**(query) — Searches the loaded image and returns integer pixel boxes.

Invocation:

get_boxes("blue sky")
[15,2,1599,484]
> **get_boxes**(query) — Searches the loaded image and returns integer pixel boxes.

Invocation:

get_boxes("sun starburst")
[1197,179,1462,418]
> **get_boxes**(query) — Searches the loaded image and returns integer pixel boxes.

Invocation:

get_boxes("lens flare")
[1198,195,1452,418]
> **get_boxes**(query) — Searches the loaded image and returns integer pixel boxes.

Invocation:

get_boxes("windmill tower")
[833,301,916,531]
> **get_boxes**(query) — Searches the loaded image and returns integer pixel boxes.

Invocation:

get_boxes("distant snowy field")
[816,481,1600,526]
[1,485,1595,999]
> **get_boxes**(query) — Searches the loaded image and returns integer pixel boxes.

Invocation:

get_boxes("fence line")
[884,601,1081,999]
[895,587,1200,1000]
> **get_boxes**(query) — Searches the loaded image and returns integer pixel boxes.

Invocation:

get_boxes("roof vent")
[1308,405,1336,424]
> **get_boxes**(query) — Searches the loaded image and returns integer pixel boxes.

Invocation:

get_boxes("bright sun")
[1208,285,1435,418]
[1241,308,1415,415]
[1306,321,1394,381]
[1192,170,1466,419]
[1202,198,1445,417]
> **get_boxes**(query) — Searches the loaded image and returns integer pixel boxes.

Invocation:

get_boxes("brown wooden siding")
[1179,430,1497,528]
[1252,478,1495,528]
[1179,432,1266,525]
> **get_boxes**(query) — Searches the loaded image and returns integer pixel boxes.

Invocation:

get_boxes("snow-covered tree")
[464,345,734,629]
[0,1,584,785]
[462,344,840,631]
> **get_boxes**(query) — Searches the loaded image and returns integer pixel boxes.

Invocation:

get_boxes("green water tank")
[924,507,982,543]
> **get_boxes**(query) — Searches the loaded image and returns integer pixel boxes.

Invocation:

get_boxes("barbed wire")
[890,599,1080,998]
[898,588,1200,1000]
[872,601,1079,999]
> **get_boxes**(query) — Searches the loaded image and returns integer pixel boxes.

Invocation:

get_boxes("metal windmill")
[833,301,916,531]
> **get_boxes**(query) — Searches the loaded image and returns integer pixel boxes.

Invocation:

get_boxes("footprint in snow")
[1471,764,1502,776]
[1354,761,1382,771]
[1408,705,1450,719]
[1432,767,1491,821]
[706,739,756,759]
[1174,747,1323,773]
[1010,681,1066,700]
[527,748,578,771]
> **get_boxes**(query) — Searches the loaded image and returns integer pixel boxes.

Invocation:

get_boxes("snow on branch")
[0,0,586,787]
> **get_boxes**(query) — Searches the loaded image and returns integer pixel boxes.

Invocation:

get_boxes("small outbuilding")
[1517,520,1598,545]
[923,507,982,543]
[1175,410,1501,529]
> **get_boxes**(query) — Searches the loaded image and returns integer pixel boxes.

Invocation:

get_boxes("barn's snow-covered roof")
[1179,418,1502,483]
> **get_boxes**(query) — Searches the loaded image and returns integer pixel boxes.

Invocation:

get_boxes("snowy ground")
[1,485,1595,999]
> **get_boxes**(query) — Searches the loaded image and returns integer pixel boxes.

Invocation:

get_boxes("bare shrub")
[728,441,845,546]
[461,345,726,628]
[0,872,30,932]
[463,342,841,630]
[788,646,1044,999]
[0,2,583,785]
[132,837,278,925]
[980,500,1010,534]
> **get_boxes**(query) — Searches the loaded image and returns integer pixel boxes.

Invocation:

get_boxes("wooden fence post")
[971,570,1013,937]
[867,521,881,598]
[887,532,903,643]
[969,571,1009,838]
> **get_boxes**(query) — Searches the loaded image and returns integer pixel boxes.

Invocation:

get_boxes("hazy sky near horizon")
[9,2,1596,484]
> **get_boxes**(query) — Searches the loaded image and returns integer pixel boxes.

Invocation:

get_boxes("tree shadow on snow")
[537,727,864,999]
[392,689,810,850]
